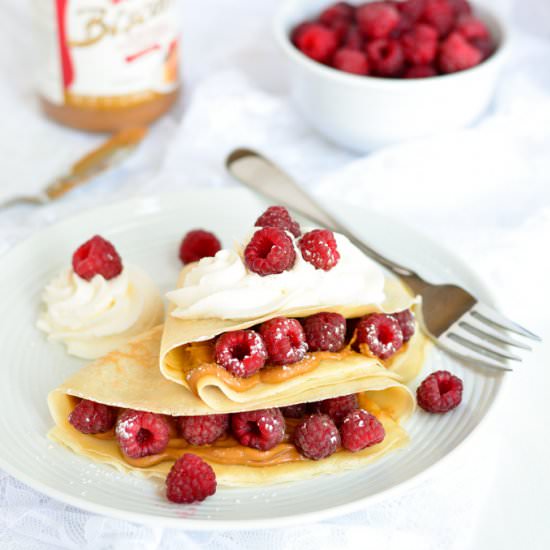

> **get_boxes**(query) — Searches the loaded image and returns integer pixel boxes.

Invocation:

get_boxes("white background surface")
[1,0,549,549]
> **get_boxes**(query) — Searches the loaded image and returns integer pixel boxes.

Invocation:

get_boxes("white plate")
[0,189,504,529]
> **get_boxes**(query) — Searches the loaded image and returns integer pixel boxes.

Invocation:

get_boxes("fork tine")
[471,303,541,342]
[448,331,522,362]
[459,320,532,351]
[451,326,523,361]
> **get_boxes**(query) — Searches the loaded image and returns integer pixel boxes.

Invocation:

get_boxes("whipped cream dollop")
[167,231,385,320]
[38,265,164,359]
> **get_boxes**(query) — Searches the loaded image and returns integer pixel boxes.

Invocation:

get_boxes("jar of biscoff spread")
[34,0,180,132]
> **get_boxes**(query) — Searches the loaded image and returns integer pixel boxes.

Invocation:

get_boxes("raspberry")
[356,313,404,360]
[281,403,308,418]
[254,206,301,238]
[303,312,347,352]
[179,229,221,265]
[293,414,340,460]
[231,409,285,451]
[455,15,489,42]
[448,0,471,16]
[416,370,463,413]
[244,227,296,276]
[401,23,438,65]
[260,317,308,365]
[176,414,229,446]
[392,309,416,342]
[291,21,317,44]
[470,36,494,60]
[215,330,267,378]
[356,2,401,39]
[298,229,340,271]
[389,14,414,39]
[116,409,170,458]
[397,0,427,22]
[166,454,216,504]
[295,23,339,63]
[366,38,405,77]
[420,0,456,36]
[404,64,437,77]
[342,25,364,50]
[340,409,385,451]
[318,394,358,426]
[333,48,370,75]
[72,235,122,281]
[438,31,482,73]
[69,399,116,434]
[319,2,355,26]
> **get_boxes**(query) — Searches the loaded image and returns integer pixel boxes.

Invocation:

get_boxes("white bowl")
[274,0,509,152]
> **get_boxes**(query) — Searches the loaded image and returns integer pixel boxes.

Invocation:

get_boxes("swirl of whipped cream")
[38,265,164,359]
[167,231,385,320]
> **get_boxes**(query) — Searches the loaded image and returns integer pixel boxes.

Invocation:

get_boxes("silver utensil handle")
[226,148,417,279]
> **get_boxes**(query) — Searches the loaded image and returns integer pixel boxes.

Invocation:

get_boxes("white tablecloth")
[1,1,549,548]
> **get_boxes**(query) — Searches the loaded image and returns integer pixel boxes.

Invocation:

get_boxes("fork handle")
[226,148,423,286]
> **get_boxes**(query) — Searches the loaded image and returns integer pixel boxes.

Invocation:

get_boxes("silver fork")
[226,148,540,371]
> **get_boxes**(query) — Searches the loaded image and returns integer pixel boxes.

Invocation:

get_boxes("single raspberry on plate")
[293,414,340,460]
[69,399,117,434]
[179,229,221,264]
[397,0,427,22]
[438,31,482,73]
[356,2,401,39]
[318,394,358,426]
[401,23,438,65]
[319,2,355,27]
[298,229,340,271]
[72,235,123,281]
[166,453,216,504]
[215,330,267,378]
[392,309,416,342]
[404,64,438,78]
[231,409,285,451]
[356,313,404,360]
[303,312,347,352]
[254,206,301,238]
[116,409,170,458]
[455,15,490,41]
[417,370,463,413]
[176,414,229,446]
[295,23,339,63]
[244,227,296,276]
[340,409,385,451]
[280,403,308,418]
[366,38,405,77]
[420,0,456,36]
[342,25,364,50]
[333,48,370,75]
[260,317,308,365]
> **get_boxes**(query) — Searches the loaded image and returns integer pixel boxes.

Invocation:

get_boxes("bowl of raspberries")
[274,0,507,151]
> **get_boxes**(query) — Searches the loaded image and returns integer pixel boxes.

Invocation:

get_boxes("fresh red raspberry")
[397,0,427,22]
[438,31,482,73]
[260,317,308,365]
[115,409,170,458]
[302,312,347,352]
[448,0,472,16]
[366,38,405,77]
[420,0,456,36]
[295,23,339,63]
[293,414,340,460]
[179,229,221,265]
[281,403,308,418]
[392,309,416,342]
[176,414,229,446]
[318,394,358,426]
[254,206,301,238]
[291,21,317,44]
[340,409,385,451]
[417,370,463,413]
[389,14,415,39]
[215,330,267,378]
[342,25,365,50]
[455,15,489,41]
[333,48,370,75]
[319,2,355,26]
[69,399,117,434]
[401,23,438,65]
[470,36,494,60]
[298,229,340,271]
[356,313,404,360]
[356,2,401,39]
[72,235,122,281]
[404,64,437,77]
[166,454,216,503]
[231,409,285,451]
[244,227,296,276]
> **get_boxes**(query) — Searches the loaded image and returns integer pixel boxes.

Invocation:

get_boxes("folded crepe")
[48,326,416,486]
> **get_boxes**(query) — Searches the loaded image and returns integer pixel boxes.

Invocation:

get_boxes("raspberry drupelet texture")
[340,409,386,451]
[318,394,358,426]
[420,0,456,36]
[401,23,438,65]
[215,330,267,378]
[231,409,285,451]
[244,227,296,276]
[69,399,117,434]
[295,23,339,63]
[356,313,404,360]
[166,453,217,504]
[303,312,347,352]
[342,25,364,50]
[392,309,416,342]
[115,409,170,459]
[333,48,370,75]
[298,229,340,271]
[319,2,355,27]
[72,235,123,281]
[260,317,308,365]
[356,2,401,39]
[438,31,482,73]
[280,403,309,418]
[293,414,341,460]
[397,0,427,22]
[179,229,221,265]
[254,206,301,238]
[176,414,229,446]
[366,38,405,76]
[454,15,489,41]
[417,370,463,413]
